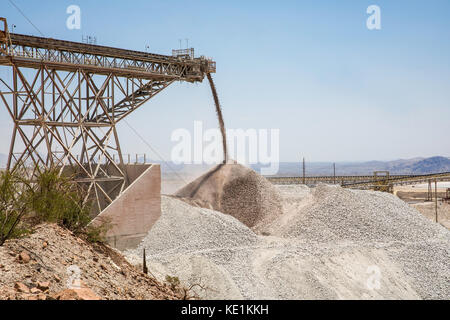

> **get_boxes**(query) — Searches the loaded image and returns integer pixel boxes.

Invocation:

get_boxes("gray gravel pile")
[265,184,450,299]
[175,163,283,230]
[125,195,263,299]
[271,184,449,243]
[125,185,450,300]
[386,241,450,299]
[130,195,259,259]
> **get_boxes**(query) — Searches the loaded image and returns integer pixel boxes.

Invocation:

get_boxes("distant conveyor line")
[266,171,450,189]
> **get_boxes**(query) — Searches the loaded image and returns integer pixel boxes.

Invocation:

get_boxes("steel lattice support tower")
[0,17,215,212]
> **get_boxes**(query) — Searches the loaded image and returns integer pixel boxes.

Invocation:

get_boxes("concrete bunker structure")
[90,164,161,250]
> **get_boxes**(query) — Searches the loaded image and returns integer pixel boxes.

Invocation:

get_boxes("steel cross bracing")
[0,17,215,212]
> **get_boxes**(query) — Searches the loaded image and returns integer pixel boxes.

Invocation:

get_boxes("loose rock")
[53,288,101,300]
[14,282,30,293]
[18,251,31,264]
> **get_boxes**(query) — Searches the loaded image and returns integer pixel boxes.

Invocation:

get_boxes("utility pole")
[427,180,432,201]
[435,179,438,223]
[333,163,336,184]
[302,157,306,185]
[143,248,148,274]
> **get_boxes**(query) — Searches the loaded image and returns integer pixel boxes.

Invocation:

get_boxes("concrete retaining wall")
[91,164,161,250]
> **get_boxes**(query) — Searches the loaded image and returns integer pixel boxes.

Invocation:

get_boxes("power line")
[123,119,188,185]
[7,0,45,37]
[6,1,187,186]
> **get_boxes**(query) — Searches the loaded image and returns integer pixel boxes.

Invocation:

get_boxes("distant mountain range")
[394,156,450,174]
[254,156,450,176]
[152,156,450,177]
[1,153,449,177]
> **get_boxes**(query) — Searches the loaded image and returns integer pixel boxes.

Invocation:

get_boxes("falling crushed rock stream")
[207,73,228,163]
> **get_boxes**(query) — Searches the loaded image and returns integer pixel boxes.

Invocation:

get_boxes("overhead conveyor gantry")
[0,17,216,212]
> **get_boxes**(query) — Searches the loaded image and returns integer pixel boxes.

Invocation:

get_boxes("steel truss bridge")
[267,172,450,190]
[0,17,216,212]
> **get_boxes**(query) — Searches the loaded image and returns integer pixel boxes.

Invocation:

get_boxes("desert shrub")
[30,169,91,234]
[165,275,181,291]
[0,167,110,245]
[85,217,113,243]
[0,170,32,245]
[165,274,207,299]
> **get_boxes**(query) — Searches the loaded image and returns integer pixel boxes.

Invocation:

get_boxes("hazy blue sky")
[0,0,449,162]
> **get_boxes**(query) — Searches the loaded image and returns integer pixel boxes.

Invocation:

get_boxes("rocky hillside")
[394,156,450,174]
[0,223,182,300]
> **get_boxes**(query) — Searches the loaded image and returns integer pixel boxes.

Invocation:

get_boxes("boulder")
[36,281,50,291]
[14,282,30,293]
[18,251,31,264]
[53,288,101,300]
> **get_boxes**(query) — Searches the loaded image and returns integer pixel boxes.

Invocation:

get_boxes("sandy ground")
[394,183,448,201]
[394,183,450,229]
[412,202,450,229]
[396,182,450,190]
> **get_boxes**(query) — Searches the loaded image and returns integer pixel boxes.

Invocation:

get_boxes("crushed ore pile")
[262,184,448,243]
[126,183,450,300]
[175,163,283,230]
